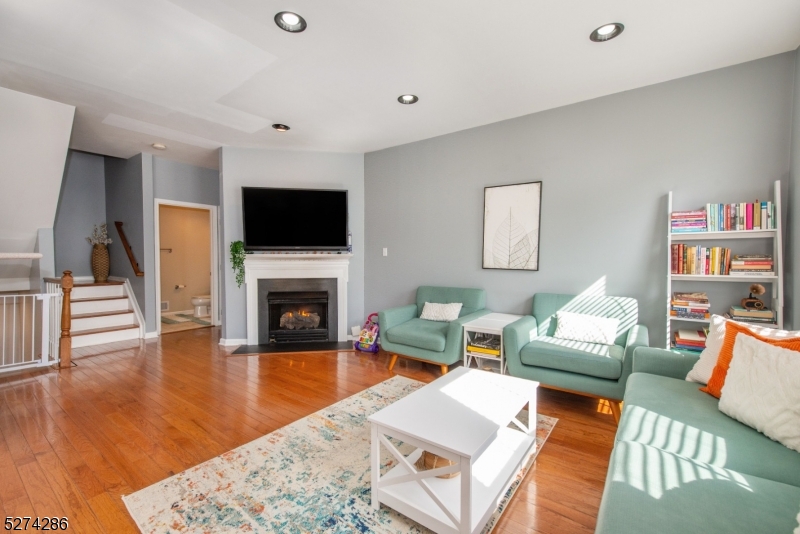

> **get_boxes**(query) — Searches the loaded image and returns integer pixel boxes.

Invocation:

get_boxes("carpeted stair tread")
[72,324,139,336]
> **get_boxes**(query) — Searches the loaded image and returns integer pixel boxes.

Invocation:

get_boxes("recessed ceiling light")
[274,11,307,33]
[397,94,419,105]
[152,143,167,150]
[272,124,290,132]
[590,22,624,42]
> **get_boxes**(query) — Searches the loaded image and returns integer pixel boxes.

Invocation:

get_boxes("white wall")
[0,87,74,290]
[219,148,365,342]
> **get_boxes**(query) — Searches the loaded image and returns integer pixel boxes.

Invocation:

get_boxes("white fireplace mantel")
[244,254,352,344]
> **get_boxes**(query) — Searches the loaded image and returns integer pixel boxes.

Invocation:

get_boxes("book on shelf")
[672,291,709,304]
[467,345,500,356]
[729,254,773,276]
[671,292,710,320]
[673,328,708,352]
[729,305,775,320]
[670,245,730,275]
[671,210,707,233]
[723,312,776,325]
[670,201,776,234]
[703,201,775,232]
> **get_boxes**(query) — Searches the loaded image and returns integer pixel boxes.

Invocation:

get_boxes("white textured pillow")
[553,311,619,345]
[718,335,800,453]
[686,315,800,384]
[419,302,462,322]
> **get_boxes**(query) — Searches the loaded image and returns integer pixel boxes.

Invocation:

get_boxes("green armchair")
[503,293,649,421]
[379,286,490,375]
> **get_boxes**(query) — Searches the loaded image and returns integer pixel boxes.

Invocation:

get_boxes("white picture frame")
[482,181,542,271]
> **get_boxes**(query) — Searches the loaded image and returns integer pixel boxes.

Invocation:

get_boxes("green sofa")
[379,286,490,374]
[596,348,800,533]
[503,293,649,420]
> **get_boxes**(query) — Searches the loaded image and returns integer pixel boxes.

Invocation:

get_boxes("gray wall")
[219,148,365,342]
[105,154,146,320]
[789,46,800,330]
[365,52,796,346]
[54,150,106,275]
[154,156,220,206]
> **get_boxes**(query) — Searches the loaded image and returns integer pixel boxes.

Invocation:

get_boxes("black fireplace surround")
[257,278,338,344]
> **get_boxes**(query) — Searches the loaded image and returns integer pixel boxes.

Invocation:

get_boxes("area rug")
[123,375,557,533]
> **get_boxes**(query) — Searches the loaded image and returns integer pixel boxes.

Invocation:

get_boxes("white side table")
[369,367,539,534]
[462,313,523,375]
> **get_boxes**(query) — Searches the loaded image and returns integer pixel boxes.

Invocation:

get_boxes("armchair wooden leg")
[388,354,399,372]
[440,364,448,375]
[609,400,622,424]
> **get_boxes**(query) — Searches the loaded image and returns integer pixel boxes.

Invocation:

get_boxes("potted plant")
[230,240,247,288]
[87,224,112,283]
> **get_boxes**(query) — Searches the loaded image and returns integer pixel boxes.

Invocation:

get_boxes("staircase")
[69,281,141,348]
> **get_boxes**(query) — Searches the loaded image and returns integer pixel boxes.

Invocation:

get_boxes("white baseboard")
[144,331,158,339]
[219,338,247,347]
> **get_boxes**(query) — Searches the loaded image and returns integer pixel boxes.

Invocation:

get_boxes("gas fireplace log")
[279,311,321,330]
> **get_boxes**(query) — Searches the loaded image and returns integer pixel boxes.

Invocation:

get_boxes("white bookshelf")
[666,180,784,349]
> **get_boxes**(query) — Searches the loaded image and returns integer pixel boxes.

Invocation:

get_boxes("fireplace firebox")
[267,291,329,343]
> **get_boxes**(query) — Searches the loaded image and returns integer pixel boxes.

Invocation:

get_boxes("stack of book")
[670,245,731,275]
[705,201,775,232]
[673,328,708,352]
[729,255,774,276]
[726,305,776,325]
[671,292,710,320]
[467,335,501,357]
[671,210,707,233]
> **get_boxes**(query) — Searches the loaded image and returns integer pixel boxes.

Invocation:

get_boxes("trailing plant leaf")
[230,240,246,288]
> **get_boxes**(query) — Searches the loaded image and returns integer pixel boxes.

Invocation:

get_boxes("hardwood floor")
[0,328,617,533]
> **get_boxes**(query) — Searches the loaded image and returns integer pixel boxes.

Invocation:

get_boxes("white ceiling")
[1,0,799,169]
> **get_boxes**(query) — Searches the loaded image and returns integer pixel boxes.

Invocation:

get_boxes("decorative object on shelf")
[742,283,766,310]
[87,223,112,283]
[230,240,246,288]
[483,181,542,271]
[414,450,459,479]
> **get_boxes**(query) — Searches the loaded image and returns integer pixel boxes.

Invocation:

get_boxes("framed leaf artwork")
[482,181,542,271]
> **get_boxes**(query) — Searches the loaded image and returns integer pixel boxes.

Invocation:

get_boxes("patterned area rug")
[123,375,557,533]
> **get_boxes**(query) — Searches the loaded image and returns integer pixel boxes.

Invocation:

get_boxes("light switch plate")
[382,248,388,256]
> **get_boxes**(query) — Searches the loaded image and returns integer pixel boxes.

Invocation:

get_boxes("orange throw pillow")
[701,321,800,398]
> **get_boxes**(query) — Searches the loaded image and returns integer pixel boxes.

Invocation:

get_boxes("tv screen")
[242,187,348,251]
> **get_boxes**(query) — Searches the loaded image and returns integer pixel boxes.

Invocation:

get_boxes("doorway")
[154,199,219,335]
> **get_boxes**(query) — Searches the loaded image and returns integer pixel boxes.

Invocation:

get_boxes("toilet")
[191,295,211,317]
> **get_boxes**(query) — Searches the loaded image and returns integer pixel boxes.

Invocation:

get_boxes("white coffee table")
[369,367,539,534]
[463,313,524,375]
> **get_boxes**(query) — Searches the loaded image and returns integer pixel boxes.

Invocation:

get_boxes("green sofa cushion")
[620,373,800,488]
[520,337,623,379]
[596,440,800,534]
[384,318,448,352]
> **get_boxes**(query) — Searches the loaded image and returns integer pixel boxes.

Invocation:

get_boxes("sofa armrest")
[378,304,418,332]
[632,347,700,380]
[619,324,649,381]
[502,316,538,364]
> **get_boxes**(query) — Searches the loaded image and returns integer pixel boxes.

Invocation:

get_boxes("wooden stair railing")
[114,221,144,277]
[59,270,73,369]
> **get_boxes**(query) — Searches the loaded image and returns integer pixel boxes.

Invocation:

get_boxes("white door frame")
[154,199,220,335]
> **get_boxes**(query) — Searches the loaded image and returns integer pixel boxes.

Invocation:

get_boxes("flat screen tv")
[242,187,348,251]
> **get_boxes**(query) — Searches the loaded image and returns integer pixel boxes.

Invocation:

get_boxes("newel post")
[59,270,73,368]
